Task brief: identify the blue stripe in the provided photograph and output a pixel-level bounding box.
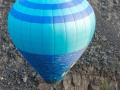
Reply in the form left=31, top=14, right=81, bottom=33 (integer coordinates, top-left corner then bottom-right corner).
left=19, top=48, right=85, bottom=84
left=26, top=0, right=72, bottom=4
left=10, top=5, right=93, bottom=23
left=18, top=0, right=84, bottom=10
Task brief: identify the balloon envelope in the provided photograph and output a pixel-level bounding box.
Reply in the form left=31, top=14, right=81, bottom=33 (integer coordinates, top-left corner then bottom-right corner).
left=8, top=0, right=96, bottom=84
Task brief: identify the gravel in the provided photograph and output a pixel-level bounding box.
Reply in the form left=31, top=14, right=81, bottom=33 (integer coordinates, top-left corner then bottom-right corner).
left=0, top=0, right=120, bottom=90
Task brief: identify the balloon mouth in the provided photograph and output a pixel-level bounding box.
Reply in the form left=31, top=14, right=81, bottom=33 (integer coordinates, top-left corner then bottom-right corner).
left=44, top=80, right=62, bottom=84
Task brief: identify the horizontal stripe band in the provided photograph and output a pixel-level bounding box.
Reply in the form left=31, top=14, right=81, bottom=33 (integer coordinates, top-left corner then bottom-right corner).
left=19, top=48, right=85, bottom=56
left=14, top=0, right=89, bottom=16
left=26, top=0, right=72, bottom=4
left=18, top=0, right=84, bottom=10
left=10, top=5, right=93, bottom=23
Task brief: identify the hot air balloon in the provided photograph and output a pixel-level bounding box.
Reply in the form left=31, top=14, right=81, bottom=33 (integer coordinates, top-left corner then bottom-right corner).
left=8, top=0, right=96, bottom=84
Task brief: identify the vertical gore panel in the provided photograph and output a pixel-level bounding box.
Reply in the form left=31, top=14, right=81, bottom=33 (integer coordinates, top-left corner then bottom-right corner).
left=80, top=0, right=89, bottom=9
left=53, top=6, right=66, bottom=54
left=89, top=12, right=96, bottom=43
left=83, top=15, right=91, bottom=46
left=54, top=23, right=66, bottom=54
left=75, top=0, right=89, bottom=11
left=65, top=21, right=76, bottom=53
left=21, top=21, right=33, bottom=52
left=31, top=23, right=43, bottom=54
left=42, top=1, right=54, bottom=54
left=13, top=18, right=23, bottom=49
left=75, top=19, right=86, bottom=51
left=42, top=24, right=54, bottom=54
left=81, top=0, right=94, bottom=46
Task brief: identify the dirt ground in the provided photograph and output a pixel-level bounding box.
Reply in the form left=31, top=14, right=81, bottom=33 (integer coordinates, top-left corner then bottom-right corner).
left=0, top=0, right=120, bottom=90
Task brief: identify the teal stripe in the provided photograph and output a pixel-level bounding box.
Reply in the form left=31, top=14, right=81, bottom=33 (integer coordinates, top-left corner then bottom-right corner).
left=13, top=20, right=24, bottom=51
left=20, top=21, right=33, bottom=52
left=13, top=0, right=89, bottom=16
left=8, top=9, right=95, bottom=55
left=9, top=16, right=24, bottom=50
left=30, top=23, right=43, bottom=54
left=27, top=0, right=72, bottom=4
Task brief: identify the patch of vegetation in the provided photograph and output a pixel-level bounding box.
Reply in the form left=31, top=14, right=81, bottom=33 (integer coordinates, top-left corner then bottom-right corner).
left=102, top=78, right=109, bottom=90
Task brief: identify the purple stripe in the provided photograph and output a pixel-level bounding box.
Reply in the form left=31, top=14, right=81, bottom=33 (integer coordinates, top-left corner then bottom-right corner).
left=18, top=0, right=84, bottom=10
left=10, top=5, right=93, bottom=23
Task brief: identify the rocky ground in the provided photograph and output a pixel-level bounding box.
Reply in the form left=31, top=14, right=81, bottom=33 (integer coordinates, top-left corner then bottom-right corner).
left=0, top=0, right=120, bottom=90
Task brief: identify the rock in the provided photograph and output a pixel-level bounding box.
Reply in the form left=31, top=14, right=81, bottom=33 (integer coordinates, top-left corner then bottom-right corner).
left=113, top=0, right=119, bottom=4
left=0, top=51, right=1, bottom=55
left=37, top=83, right=49, bottom=90
left=72, top=73, right=81, bottom=86
left=23, top=75, right=28, bottom=83
left=102, top=36, right=107, bottom=41
left=93, top=77, right=102, bottom=86
left=0, top=77, right=4, bottom=80
left=63, top=75, right=72, bottom=90
left=91, top=85, right=100, bottom=90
